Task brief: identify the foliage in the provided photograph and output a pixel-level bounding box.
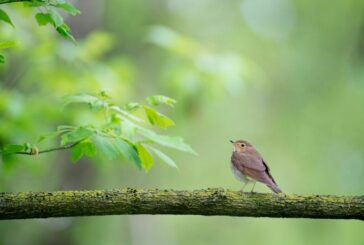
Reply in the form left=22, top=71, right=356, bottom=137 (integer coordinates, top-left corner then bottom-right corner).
left=0, top=0, right=80, bottom=63
left=0, top=93, right=194, bottom=171
left=2, top=0, right=364, bottom=244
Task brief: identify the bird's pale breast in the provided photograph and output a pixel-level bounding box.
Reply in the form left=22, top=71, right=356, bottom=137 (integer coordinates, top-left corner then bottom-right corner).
left=231, top=163, right=250, bottom=183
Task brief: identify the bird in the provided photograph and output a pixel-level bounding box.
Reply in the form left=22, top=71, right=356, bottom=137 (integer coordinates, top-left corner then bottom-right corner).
left=230, top=139, right=282, bottom=193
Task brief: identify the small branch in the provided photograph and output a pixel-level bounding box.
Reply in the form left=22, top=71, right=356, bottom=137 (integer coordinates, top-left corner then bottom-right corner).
left=0, top=0, right=31, bottom=4
left=14, top=142, right=79, bottom=155
left=1, top=188, right=364, bottom=220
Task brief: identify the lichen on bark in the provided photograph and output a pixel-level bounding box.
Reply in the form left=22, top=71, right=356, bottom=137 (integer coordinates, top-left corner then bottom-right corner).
left=1, top=188, right=363, bottom=220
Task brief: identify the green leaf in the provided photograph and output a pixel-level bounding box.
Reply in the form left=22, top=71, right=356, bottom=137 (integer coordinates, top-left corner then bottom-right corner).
left=114, top=138, right=141, bottom=168
left=63, top=94, right=107, bottom=109
left=71, top=141, right=96, bottom=162
left=24, top=1, right=46, bottom=7
left=0, top=9, right=14, bottom=27
left=136, top=144, right=154, bottom=171
left=56, top=23, right=75, bottom=42
left=146, top=95, right=176, bottom=107
left=61, top=127, right=94, bottom=146
left=1, top=144, right=25, bottom=155
left=124, top=102, right=140, bottom=112
left=35, top=13, right=53, bottom=26
left=111, top=105, right=144, bottom=123
left=0, top=41, right=16, bottom=50
left=137, top=128, right=196, bottom=154
left=144, top=106, right=175, bottom=128
left=0, top=41, right=15, bottom=64
left=150, top=147, right=177, bottom=168
left=49, top=9, right=63, bottom=27
left=55, top=3, right=81, bottom=15
left=94, top=136, right=119, bottom=160
left=93, top=136, right=140, bottom=166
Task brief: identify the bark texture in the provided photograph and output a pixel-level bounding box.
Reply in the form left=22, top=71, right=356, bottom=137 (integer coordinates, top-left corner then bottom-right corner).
left=1, top=188, right=363, bottom=220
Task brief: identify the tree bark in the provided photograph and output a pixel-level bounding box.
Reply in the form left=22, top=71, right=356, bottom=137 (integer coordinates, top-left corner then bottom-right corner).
left=1, top=188, right=363, bottom=220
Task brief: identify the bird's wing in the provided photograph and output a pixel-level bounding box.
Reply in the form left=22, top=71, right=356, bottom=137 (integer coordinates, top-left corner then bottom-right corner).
left=243, top=167, right=281, bottom=193
left=243, top=167, right=272, bottom=184
left=232, top=151, right=266, bottom=171
left=232, top=152, right=278, bottom=184
left=262, top=160, right=277, bottom=185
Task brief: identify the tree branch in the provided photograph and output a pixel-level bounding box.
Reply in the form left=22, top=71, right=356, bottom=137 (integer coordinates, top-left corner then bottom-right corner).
left=0, top=0, right=31, bottom=4
left=13, top=142, right=79, bottom=155
left=1, top=188, right=363, bottom=220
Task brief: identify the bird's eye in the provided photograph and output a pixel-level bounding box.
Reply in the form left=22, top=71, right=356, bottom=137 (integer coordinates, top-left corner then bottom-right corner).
left=240, top=143, right=246, bottom=147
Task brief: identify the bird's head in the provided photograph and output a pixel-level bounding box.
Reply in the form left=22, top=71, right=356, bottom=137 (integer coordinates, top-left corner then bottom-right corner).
left=230, top=139, right=252, bottom=153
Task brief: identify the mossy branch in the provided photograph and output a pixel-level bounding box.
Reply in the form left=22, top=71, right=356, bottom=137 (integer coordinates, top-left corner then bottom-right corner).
left=1, top=188, right=363, bottom=220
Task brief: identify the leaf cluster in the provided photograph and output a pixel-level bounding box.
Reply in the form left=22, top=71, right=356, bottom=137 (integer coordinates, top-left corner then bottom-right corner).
left=1, top=93, right=195, bottom=172
left=0, top=0, right=80, bottom=63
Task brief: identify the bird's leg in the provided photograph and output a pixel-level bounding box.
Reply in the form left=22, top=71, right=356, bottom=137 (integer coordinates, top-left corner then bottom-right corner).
left=239, top=181, right=249, bottom=193
left=250, top=182, right=256, bottom=193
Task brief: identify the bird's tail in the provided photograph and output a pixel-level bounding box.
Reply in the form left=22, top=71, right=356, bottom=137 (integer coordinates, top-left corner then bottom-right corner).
left=267, top=184, right=282, bottom=193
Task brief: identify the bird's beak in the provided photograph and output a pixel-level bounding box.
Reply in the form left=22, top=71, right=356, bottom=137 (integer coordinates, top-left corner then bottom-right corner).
left=229, top=140, right=234, bottom=143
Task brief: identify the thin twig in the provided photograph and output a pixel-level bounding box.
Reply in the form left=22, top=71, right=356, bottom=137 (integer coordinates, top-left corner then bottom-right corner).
left=14, top=142, right=80, bottom=155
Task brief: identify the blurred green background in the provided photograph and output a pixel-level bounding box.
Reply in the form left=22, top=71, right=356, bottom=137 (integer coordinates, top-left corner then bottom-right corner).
left=1, top=0, right=364, bottom=244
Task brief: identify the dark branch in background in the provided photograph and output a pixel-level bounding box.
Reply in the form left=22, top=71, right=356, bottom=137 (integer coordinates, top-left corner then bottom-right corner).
left=0, top=0, right=31, bottom=4
left=1, top=188, right=363, bottom=220
left=14, top=142, right=79, bottom=155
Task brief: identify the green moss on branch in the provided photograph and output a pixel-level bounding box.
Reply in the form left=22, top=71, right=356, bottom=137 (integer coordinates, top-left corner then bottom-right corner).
left=1, top=188, right=363, bottom=220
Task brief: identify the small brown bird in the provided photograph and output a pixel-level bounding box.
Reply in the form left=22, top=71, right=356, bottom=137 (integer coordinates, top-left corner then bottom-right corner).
left=230, top=140, right=282, bottom=193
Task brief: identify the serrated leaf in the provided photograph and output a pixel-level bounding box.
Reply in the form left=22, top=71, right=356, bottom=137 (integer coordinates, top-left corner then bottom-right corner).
left=35, top=13, right=53, bottom=26
left=137, top=128, right=196, bottom=154
left=144, top=106, right=175, bottom=128
left=114, top=138, right=141, bottom=168
left=61, top=127, right=94, bottom=146
left=146, top=95, right=176, bottom=107
left=136, top=144, right=154, bottom=171
left=150, top=147, right=177, bottom=168
left=1, top=144, right=25, bottom=155
left=0, top=41, right=16, bottom=50
left=55, top=2, right=81, bottom=15
left=71, top=141, right=96, bottom=163
left=0, top=9, right=14, bottom=27
left=63, top=94, right=107, bottom=109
